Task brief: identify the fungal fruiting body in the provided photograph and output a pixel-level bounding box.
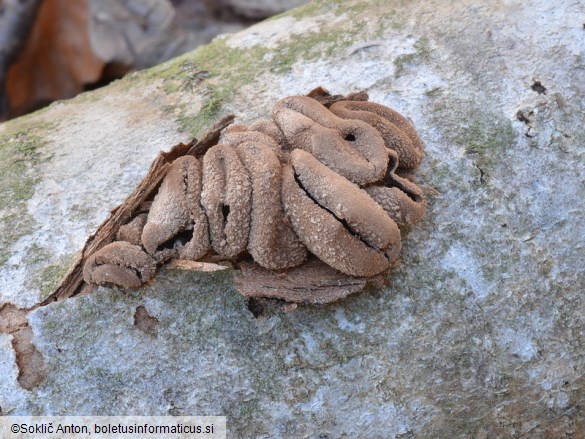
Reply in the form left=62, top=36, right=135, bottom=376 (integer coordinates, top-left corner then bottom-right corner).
left=83, top=88, right=427, bottom=302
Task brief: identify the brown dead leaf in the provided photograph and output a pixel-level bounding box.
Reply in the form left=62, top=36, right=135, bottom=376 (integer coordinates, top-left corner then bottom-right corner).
left=6, top=0, right=104, bottom=117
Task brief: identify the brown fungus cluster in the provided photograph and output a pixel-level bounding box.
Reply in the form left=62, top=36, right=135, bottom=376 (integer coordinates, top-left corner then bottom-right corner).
left=81, top=88, right=427, bottom=304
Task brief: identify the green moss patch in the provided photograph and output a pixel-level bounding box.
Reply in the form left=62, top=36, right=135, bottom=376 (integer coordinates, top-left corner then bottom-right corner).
left=454, top=115, right=515, bottom=168
left=35, top=261, right=73, bottom=299
left=428, top=92, right=517, bottom=172
left=0, top=122, right=54, bottom=266
left=375, top=10, right=402, bottom=36
left=394, top=37, right=431, bottom=78
left=288, top=1, right=326, bottom=19
left=289, top=0, right=388, bottom=19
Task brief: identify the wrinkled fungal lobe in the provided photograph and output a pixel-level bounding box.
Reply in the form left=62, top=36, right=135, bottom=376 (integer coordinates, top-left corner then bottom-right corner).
left=83, top=90, right=427, bottom=291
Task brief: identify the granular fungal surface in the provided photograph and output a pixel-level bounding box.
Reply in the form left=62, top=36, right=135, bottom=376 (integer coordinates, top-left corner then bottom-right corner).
left=78, top=87, right=428, bottom=304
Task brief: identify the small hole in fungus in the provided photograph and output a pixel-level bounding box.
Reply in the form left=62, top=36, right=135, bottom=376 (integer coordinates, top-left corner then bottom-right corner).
left=222, top=204, right=230, bottom=222
left=156, top=229, right=194, bottom=251
left=344, top=134, right=356, bottom=141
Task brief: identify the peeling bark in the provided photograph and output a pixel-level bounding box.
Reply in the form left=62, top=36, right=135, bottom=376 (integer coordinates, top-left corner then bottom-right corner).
left=0, top=303, right=47, bottom=390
